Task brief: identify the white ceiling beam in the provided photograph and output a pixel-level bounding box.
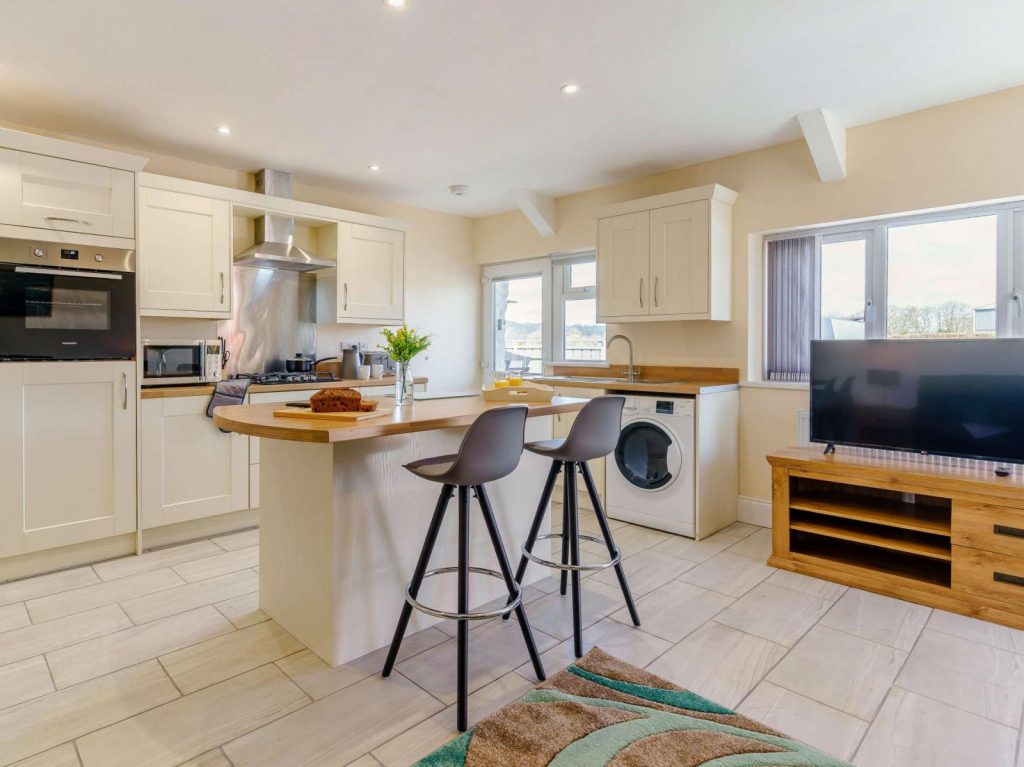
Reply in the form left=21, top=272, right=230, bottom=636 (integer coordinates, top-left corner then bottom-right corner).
left=797, top=108, right=847, bottom=182
left=514, top=190, right=557, bottom=238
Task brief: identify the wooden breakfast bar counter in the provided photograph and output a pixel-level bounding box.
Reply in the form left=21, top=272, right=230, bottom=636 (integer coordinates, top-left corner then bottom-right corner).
left=214, top=395, right=587, bottom=666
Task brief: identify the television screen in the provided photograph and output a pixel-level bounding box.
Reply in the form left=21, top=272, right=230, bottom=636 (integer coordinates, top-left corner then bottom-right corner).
left=810, top=339, right=1024, bottom=463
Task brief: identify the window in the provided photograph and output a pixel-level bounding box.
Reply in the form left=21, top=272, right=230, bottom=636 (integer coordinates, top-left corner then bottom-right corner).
left=764, top=203, right=1024, bottom=380
left=553, top=254, right=605, bottom=363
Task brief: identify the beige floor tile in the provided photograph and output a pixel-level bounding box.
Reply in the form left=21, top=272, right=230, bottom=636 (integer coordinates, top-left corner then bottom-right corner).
left=605, top=524, right=672, bottom=556
left=517, top=616, right=672, bottom=682
left=171, top=547, right=260, bottom=584
left=725, top=527, right=773, bottom=561
left=819, top=589, right=931, bottom=652
left=433, top=585, right=546, bottom=638
left=764, top=569, right=848, bottom=602
left=679, top=551, right=775, bottom=597
left=91, top=540, right=222, bottom=582
left=610, top=580, right=733, bottom=642
left=0, top=657, right=54, bottom=711
left=645, top=621, right=787, bottom=708
left=121, top=569, right=258, bottom=624
left=650, top=527, right=752, bottom=563
left=590, top=549, right=694, bottom=596
left=47, top=606, right=233, bottom=689
left=521, top=579, right=624, bottom=641
left=213, top=591, right=268, bottom=629
left=160, top=621, right=304, bottom=694
left=0, top=568, right=99, bottom=608
left=212, top=528, right=259, bottom=552
left=76, top=665, right=308, bottom=767
left=10, top=743, right=80, bottom=767
left=26, top=568, right=184, bottom=623
left=373, top=672, right=532, bottom=766
left=927, top=609, right=1024, bottom=653
left=716, top=582, right=832, bottom=647
left=0, top=661, right=178, bottom=767
left=397, top=618, right=557, bottom=705
left=767, top=625, right=906, bottom=720
left=738, top=682, right=868, bottom=761
left=0, top=605, right=131, bottom=667
left=896, top=628, right=1024, bottom=727
left=276, top=627, right=448, bottom=700
left=179, top=749, right=231, bottom=767
left=0, top=603, right=30, bottom=633
left=347, top=756, right=383, bottom=767
left=854, top=687, right=1017, bottom=767
left=223, top=672, right=441, bottom=767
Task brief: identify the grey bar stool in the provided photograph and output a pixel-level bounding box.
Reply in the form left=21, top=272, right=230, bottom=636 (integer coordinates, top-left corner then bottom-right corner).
left=506, top=395, right=641, bottom=658
left=381, top=404, right=546, bottom=732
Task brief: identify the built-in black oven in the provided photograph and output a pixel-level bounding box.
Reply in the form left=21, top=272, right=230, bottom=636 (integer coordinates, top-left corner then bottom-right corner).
left=0, top=238, right=136, bottom=361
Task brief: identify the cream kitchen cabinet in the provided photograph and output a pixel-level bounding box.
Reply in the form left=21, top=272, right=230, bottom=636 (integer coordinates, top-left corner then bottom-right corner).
left=596, top=184, right=736, bottom=322
left=138, top=187, right=232, bottom=318
left=317, top=222, right=405, bottom=324
left=0, top=149, right=135, bottom=239
left=0, top=361, right=136, bottom=557
left=552, top=386, right=606, bottom=513
left=140, top=395, right=249, bottom=529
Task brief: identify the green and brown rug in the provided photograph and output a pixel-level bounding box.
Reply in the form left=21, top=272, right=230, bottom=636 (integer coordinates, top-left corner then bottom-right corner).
left=415, top=648, right=853, bottom=766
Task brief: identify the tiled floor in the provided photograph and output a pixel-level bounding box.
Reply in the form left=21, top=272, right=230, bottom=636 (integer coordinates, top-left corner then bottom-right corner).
left=2, top=517, right=1023, bottom=766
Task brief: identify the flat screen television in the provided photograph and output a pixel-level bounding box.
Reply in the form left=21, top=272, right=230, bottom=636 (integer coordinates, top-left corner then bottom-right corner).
left=810, top=339, right=1024, bottom=463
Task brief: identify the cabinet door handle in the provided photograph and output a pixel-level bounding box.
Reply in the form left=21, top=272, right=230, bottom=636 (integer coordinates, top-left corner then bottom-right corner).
left=343, top=282, right=349, bottom=312
left=122, top=371, right=128, bottom=410
left=994, top=524, right=1024, bottom=539
left=44, top=216, right=90, bottom=225
left=994, top=571, right=1024, bottom=588
left=654, top=276, right=659, bottom=308
left=639, top=278, right=644, bottom=309
left=219, top=273, right=225, bottom=305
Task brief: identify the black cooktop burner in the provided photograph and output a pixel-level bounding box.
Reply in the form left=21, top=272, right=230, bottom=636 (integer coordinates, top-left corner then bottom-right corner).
left=234, top=372, right=335, bottom=385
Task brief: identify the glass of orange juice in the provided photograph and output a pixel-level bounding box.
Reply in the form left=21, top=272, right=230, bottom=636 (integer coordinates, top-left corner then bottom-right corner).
left=493, top=371, right=508, bottom=388
left=507, top=374, right=523, bottom=386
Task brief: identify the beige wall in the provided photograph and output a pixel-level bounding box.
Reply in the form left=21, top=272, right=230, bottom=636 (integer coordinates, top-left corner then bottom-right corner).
left=0, top=119, right=479, bottom=392
left=474, top=85, right=1024, bottom=501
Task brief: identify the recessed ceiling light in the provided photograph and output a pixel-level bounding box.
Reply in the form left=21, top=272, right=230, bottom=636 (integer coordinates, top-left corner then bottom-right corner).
left=560, top=83, right=580, bottom=95
left=368, top=164, right=381, bottom=172
left=383, top=0, right=406, bottom=7
left=217, top=125, right=231, bottom=135
left=449, top=184, right=469, bottom=196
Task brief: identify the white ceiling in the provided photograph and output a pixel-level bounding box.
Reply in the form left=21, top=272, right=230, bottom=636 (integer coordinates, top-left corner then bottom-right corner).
left=1, top=0, right=1023, bottom=216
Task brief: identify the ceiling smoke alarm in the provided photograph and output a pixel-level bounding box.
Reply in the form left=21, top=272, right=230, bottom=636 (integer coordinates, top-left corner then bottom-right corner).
left=449, top=184, right=470, bottom=196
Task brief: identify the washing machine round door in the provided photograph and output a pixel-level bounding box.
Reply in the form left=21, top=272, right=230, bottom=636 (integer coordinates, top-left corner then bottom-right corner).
left=614, top=419, right=683, bottom=491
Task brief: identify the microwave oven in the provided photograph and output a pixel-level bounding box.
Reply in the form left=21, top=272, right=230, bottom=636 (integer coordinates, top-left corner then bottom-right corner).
left=142, top=339, right=225, bottom=386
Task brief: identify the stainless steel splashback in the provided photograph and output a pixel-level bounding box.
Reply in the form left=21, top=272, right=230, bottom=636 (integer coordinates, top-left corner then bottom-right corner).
left=217, top=266, right=316, bottom=375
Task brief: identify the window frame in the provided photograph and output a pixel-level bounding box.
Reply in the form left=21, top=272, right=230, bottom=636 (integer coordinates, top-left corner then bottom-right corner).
left=551, top=251, right=605, bottom=364
left=481, top=258, right=551, bottom=376
left=763, top=200, right=1024, bottom=379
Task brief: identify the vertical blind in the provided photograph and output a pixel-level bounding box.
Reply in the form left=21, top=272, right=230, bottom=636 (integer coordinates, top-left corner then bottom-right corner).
left=766, top=236, right=815, bottom=381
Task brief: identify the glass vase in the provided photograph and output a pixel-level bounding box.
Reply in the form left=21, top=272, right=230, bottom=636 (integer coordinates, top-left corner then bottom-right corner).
left=395, top=361, right=413, bottom=406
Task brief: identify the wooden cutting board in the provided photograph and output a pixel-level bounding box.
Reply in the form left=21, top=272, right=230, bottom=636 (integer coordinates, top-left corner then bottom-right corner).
left=273, top=405, right=391, bottom=421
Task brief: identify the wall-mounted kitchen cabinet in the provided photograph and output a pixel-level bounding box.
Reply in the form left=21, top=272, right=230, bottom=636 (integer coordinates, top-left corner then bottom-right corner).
left=0, top=148, right=136, bottom=239
left=596, top=184, right=737, bottom=322
left=317, top=222, right=405, bottom=324
left=138, top=187, right=232, bottom=318
left=0, top=361, right=136, bottom=558
left=140, top=395, right=249, bottom=529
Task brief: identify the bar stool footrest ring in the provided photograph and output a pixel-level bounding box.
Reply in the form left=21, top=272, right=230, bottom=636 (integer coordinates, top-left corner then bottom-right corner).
left=405, top=566, right=522, bottom=621
left=523, top=533, right=621, bottom=572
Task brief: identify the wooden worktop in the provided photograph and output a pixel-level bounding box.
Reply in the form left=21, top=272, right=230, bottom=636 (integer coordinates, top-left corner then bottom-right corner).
left=213, top=395, right=588, bottom=444
left=528, top=364, right=739, bottom=395
left=140, top=376, right=427, bottom=399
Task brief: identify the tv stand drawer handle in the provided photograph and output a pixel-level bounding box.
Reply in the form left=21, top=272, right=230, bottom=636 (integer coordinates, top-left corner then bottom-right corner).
left=994, top=571, right=1024, bottom=588
left=993, top=524, right=1024, bottom=540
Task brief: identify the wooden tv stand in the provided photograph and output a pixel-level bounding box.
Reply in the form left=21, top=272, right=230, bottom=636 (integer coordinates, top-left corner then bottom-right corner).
left=768, top=447, right=1024, bottom=630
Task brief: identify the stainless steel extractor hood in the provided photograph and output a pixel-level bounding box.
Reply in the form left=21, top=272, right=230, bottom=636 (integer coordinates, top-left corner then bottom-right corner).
left=234, top=169, right=334, bottom=272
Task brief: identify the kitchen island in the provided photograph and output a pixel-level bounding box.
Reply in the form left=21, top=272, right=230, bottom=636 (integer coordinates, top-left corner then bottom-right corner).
left=214, top=395, right=587, bottom=666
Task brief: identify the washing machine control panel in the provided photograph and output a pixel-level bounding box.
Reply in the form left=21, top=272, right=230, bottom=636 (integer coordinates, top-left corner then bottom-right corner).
left=655, top=400, right=675, bottom=415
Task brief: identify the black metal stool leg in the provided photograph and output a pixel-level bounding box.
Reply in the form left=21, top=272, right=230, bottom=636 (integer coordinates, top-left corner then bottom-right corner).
left=456, top=485, right=470, bottom=732
left=566, top=464, right=584, bottom=658
left=504, top=461, right=561, bottom=621
left=579, top=461, right=640, bottom=626
left=383, top=484, right=454, bottom=677
left=560, top=472, right=571, bottom=596
left=475, top=485, right=547, bottom=682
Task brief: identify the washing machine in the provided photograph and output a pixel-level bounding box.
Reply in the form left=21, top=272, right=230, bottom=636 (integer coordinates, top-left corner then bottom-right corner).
left=606, top=394, right=696, bottom=537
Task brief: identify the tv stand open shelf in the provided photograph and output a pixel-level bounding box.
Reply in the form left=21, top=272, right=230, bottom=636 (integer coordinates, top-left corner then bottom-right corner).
left=769, top=447, right=1024, bottom=630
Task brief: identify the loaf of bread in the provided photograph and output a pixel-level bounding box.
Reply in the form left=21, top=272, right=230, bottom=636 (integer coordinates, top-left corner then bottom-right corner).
left=309, top=388, right=362, bottom=413
left=359, top=399, right=379, bottom=412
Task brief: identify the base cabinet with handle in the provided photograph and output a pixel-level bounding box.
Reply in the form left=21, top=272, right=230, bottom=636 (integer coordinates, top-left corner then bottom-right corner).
left=138, top=187, right=231, bottom=317
left=0, top=361, right=136, bottom=557
left=140, top=395, right=249, bottom=529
